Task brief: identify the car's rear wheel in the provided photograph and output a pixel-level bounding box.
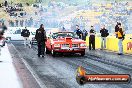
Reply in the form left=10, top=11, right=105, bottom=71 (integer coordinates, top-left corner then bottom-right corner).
left=81, top=50, right=85, bottom=56
left=51, top=49, right=56, bottom=57
left=45, top=47, right=51, bottom=54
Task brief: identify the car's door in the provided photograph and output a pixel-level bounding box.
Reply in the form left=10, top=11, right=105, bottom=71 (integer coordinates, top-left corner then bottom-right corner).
left=46, top=37, right=52, bottom=50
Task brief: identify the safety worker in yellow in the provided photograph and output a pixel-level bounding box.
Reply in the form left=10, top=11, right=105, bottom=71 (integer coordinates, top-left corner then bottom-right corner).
left=117, top=23, right=125, bottom=55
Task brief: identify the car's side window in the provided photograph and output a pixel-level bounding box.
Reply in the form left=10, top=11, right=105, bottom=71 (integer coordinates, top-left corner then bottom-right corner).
left=52, top=33, right=58, bottom=39
left=73, top=33, right=79, bottom=39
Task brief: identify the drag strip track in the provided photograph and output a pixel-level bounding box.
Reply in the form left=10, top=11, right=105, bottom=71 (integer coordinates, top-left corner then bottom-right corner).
left=31, top=43, right=132, bottom=88
left=86, top=55, right=132, bottom=71
left=11, top=41, right=132, bottom=88
left=55, top=56, right=132, bottom=88
left=32, top=44, right=132, bottom=74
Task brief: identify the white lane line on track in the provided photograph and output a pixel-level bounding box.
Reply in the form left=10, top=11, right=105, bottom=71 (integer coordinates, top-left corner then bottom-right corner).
left=10, top=43, right=47, bottom=88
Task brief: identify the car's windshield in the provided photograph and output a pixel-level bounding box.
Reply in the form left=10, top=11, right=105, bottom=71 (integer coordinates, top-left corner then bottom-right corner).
left=52, top=32, right=78, bottom=39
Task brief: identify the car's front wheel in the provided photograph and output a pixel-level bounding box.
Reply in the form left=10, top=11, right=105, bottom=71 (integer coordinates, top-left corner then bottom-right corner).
left=51, top=49, right=56, bottom=57
left=81, top=50, right=85, bottom=56
left=45, top=47, right=51, bottom=54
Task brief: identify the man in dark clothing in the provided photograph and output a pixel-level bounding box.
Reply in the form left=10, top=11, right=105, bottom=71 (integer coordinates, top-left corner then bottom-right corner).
left=4, top=0, right=8, bottom=7
left=21, top=27, right=31, bottom=48
left=100, top=25, right=109, bottom=50
left=82, top=29, right=88, bottom=41
left=75, top=25, right=82, bottom=39
left=115, top=22, right=120, bottom=38
left=35, top=24, right=47, bottom=57
left=0, top=22, right=7, bottom=47
left=89, top=26, right=95, bottom=50
left=0, top=22, right=7, bottom=35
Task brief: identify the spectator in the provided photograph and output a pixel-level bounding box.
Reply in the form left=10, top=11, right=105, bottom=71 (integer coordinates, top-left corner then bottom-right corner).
left=82, top=29, right=88, bottom=41
left=11, top=21, right=14, bottom=27
left=89, top=26, right=96, bottom=50
left=30, top=17, right=33, bottom=27
left=117, top=23, right=125, bottom=55
left=21, top=27, right=31, bottom=48
left=0, top=21, right=7, bottom=35
left=100, top=25, right=109, bottom=50
left=4, top=0, right=8, bottom=7
left=15, top=19, right=19, bottom=27
left=26, top=3, right=29, bottom=6
left=115, top=22, right=120, bottom=38
left=20, top=20, right=24, bottom=27
left=0, top=22, right=3, bottom=41
left=0, top=21, right=4, bottom=35
left=75, top=25, right=82, bottom=39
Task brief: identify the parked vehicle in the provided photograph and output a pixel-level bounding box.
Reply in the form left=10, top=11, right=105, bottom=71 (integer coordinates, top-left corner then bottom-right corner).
left=5, top=27, right=37, bottom=41
left=5, top=27, right=24, bottom=40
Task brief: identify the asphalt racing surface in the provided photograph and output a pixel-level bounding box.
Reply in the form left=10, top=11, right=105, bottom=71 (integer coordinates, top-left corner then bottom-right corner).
left=8, top=41, right=132, bottom=88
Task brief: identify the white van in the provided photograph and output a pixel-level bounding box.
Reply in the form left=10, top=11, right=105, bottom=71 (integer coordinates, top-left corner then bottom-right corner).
left=5, top=27, right=37, bottom=41
left=5, top=27, right=24, bottom=40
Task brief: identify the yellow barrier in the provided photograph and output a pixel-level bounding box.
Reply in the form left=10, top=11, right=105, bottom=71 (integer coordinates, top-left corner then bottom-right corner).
left=86, top=36, right=132, bottom=54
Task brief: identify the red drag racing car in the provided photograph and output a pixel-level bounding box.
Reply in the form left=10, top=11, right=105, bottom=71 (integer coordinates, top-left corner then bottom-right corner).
left=45, top=32, right=87, bottom=56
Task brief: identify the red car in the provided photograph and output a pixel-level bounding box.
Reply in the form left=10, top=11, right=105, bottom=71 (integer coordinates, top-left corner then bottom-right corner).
left=45, top=32, right=87, bottom=56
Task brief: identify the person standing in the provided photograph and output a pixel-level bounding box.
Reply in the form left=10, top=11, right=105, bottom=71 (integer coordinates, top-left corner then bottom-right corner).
left=0, top=22, right=7, bottom=36
left=117, top=23, right=125, bottom=55
left=100, top=25, right=109, bottom=50
left=35, top=24, right=47, bottom=57
left=0, top=21, right=7, bottom=37
left=75, top=25, right=82, bottom=39
left=4, top=0, right=8, bottom=7
left=20, top=20, right=24, bottom=27
left=15, top=19, right=19, bottom=27
left=115, top=22, right=120, bottom=38
left=21, top=27, right=31, bottom=48
left=30, top=17, right=33, bottom=27
left=82, top=29, right=88, bottom=41
left=89, top=26, right=96, bottom=50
